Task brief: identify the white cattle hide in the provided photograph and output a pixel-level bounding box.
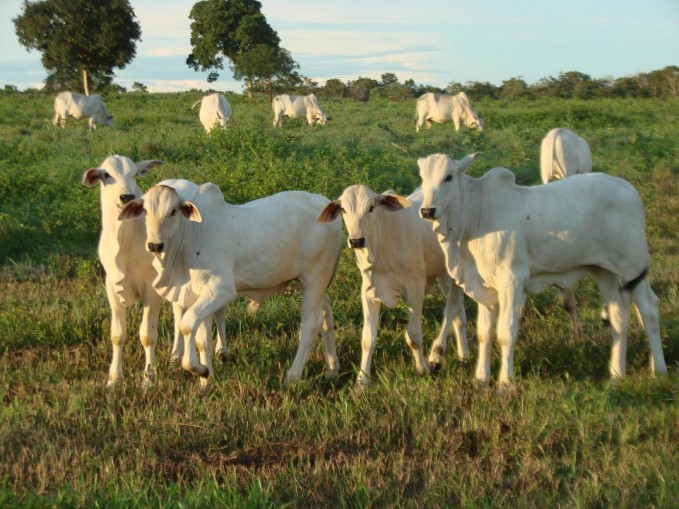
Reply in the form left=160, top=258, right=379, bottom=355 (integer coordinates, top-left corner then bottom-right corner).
left=540, top=128, right=592, bottom=184
left=415, top=92, right=483, bottom=133
left=318, top=185, right=469, bottom=385
left=119, top=185, right=343, bottom=386
left=418, top=152, right=667, bottom=389
left=54, top=92, right=113, bottom=130
left=191, top=93, right=233, bottom=132
left=272, top=93, right=327, bottom=127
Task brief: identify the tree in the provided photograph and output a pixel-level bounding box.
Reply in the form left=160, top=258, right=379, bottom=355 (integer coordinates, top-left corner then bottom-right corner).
left=14, top=0, right=141, bottom=95
left=324, top=78, right=347, bottom=98
left=348, top=77, right=378, bottom=101
left=187, top=0, right=296, bottom=97
left=235, top=44, right=300, bottom=101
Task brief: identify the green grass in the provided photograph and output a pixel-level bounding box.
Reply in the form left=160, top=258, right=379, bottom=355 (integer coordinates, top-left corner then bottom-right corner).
left=0, top=91, right=678, bottom=507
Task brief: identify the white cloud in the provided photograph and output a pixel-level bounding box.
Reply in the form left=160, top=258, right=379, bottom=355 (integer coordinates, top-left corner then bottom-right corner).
left=144, top=47, right=191, bottom=58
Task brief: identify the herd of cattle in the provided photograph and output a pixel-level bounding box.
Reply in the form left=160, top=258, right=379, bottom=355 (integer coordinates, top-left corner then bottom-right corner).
left=68, top=88, right=667, bottom=391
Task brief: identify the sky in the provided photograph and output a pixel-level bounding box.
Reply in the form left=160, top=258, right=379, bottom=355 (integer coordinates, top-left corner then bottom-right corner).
left=1, top=0, right=678, bottom=93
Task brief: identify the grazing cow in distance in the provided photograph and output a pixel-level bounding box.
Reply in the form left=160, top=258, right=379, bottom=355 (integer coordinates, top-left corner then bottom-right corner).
left=191, top=93, right=233, bottom=132
left=318, top=185, right=469, bottom=385
left=119, top=184, right=343, bottom=386
left=540, top=128, right=592, bottom=184
left=418, top=152, right=667, bottom=390
left=54, top=92, right=113, bottom=130
left=415, top=92, right=483, bottom=133
left=272, top=93, right=327, bottom=127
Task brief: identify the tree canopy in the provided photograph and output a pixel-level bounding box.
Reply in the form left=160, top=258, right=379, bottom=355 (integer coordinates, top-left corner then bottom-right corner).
left=13, top=0, right=141, bottom=94
left=187, top=0, right=299, bottom=97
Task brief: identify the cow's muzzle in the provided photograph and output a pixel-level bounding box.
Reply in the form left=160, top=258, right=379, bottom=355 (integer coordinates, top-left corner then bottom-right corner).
left=148, top=242, right=164, bottom=253
left=420, top=208, right=437, bottom=220
left=349, top=237, right=365, bottom=249
left=120, top=194, right=136, bottom=204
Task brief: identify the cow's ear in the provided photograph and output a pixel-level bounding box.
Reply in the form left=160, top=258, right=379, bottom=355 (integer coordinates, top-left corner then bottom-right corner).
left=118, top=199, right=145, bottom=220
left=317, top=200, right=342, bottom=222
left=376, top=194, right=411, bottom=211
left=135, top=159, right=164, bottom=177
left=81, top=168, right=108, bottom=187
left=457, top=152, right=481, bottom=174
left=180, top=201, right=202, bottom=222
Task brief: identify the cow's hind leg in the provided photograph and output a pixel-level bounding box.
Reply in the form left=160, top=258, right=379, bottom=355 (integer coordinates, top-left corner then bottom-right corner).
left=594, top=271, right=631, bottom=380
left=286, top=283, right=326, bottom=382
left=320, top=294, right=339, bottom=377
left=631, top=280, right=667, bottom=375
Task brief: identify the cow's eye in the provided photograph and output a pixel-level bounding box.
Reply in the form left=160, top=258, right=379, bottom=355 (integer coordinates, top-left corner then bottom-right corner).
left=368, top=205, right=375, bottom=213
left=444, top=175, right=453, bottom=182
left=103, top=172, right=111, bottom=180
left=170, top=209, right=177, bottom=217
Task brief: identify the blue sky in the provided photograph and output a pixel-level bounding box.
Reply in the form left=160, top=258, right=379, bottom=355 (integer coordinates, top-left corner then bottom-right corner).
left=1, top=0, right=677, bottom=93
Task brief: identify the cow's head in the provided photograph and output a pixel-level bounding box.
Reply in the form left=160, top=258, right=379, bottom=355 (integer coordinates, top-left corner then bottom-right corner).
left=316, top=112, right=328, bottom=125
left=418, top=152, right=480, bottom=222
left=82, top=155, right=163, bottom=209
left=317, top=184, right=411, bottom=250
left=118, top=185, right=202, bottom=256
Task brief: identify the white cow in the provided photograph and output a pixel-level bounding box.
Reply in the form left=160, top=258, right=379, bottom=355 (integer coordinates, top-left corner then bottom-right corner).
left=54, top=92, right=114, bottom=130
left=272, top=93, right=327, bottom=127
left=119, top=184, right=343, bottom=385
left=318, top=185, right=469, bottom=385
left=415, top=92, right=483, bottom=133
left=191, top=93, right=233, bottom=132
left=540, top=128, right=592, bottom=184
left=418, top=152, right=667, bottom=390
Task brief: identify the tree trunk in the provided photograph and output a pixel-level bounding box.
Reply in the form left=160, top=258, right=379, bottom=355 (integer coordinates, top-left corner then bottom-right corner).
left=82, top=69, right=89, bottom=96
left=247, top=76, right=252, bottom=98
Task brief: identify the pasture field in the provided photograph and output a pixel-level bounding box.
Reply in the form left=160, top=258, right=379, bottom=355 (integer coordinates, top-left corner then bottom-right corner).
left=1, top=91, right=678, bottom=507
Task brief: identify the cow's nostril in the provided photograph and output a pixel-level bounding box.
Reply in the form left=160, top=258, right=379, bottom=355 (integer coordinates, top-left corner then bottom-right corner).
left=349, top=238, right=365, bottom=249
left=120, top=194, right=135, bottom=204
left=148, top=242, right=164, bottom=253
left=420, top=207, right=436, bottom=220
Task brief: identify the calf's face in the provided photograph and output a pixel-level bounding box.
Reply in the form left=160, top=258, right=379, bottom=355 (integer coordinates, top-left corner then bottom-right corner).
left=418, top=152, right=480, bottom=221
left=317, top=184, right=410, bottom=249
left=81, top=155, right=162, bottom=208
left=118, top=185, right=201, bottom=256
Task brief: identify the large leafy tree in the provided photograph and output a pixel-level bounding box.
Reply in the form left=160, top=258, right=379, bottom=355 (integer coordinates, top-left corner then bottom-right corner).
left=14, top=0, right=141, bottom=94
left=187, top=0, right=298, bottom=97
left=236, top=44, right=300, bottom=101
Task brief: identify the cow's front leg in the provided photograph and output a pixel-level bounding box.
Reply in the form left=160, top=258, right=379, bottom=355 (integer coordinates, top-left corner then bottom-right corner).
left=496, top=283, right=526, bottom=392
left=404, top=289, right=430, bottom=377
left=139, top=293, right=162, bottom=388
left=181, top=284, right=234, bottom=384
left=429, top=276, right=469, bottom=367
left=357, top=292, right=381, bottom=386
left=475, top=303, right=497, bottom=385
left=105, top=280, right=127, bottom=388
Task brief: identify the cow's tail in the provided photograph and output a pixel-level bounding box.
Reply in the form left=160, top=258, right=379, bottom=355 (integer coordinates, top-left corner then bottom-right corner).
left=191, top=99, right=201, bottom=110
left=622, top=267, right=648, bottom=292
left=540, top=133, right=556, bottom=184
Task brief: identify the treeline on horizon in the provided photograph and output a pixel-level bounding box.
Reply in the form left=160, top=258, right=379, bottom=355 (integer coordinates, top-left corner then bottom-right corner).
left=3, top=65, right=677, bottom=101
